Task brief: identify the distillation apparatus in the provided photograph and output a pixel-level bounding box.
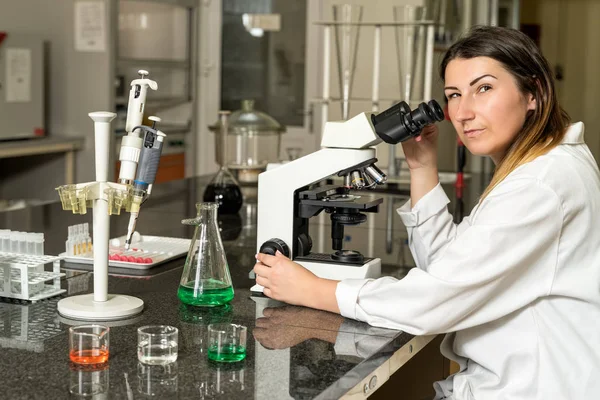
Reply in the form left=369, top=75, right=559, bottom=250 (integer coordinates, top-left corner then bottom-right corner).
left=55, top=70, right=166, bottom=320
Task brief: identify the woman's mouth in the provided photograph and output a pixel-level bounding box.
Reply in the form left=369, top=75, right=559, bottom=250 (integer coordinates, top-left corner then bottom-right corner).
left=464, top=128, right=485, bottom=138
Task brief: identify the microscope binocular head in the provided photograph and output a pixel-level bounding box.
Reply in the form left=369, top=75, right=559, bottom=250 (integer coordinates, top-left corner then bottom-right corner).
left=371, top=99, right=444, bottom=144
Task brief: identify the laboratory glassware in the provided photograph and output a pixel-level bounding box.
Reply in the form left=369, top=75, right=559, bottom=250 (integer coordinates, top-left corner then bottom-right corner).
left=332, top=4, right=363, bottom=120
left=69, top=363, right=109, bottom=397
left=69, top=324, right=110, bottom=365
left=204, top=111, right=243, bottom=214
left=178, top=203, right=234, bottom=307
left=209, top=99, right=286, bottom=184
left=137, top=325, right=179, bottom=365
left=394, top=5, right=428, bottom=106
left=137, top=361, right=179, bottom=397
left=207, top=323, right=247, bottom=362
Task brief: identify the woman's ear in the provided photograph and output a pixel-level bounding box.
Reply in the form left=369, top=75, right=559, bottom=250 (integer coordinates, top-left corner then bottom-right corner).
left=527, top=93, right=536, bottom=111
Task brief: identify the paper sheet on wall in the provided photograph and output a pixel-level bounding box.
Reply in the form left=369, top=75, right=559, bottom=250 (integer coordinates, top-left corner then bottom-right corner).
left=74, top=1, right=106, bottom=52
left=5, top=48, right=32, bottom=103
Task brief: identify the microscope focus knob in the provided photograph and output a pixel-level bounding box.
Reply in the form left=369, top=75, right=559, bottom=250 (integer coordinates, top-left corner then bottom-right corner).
left=259, top=239, right=290, bottom=258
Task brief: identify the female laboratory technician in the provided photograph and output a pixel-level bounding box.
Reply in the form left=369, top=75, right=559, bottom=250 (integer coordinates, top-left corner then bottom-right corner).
left=254, top=25, right=600, bottom=399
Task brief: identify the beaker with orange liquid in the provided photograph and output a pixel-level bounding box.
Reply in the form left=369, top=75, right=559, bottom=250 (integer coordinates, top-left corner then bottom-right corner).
left=69, top=325, right=110, bottom=365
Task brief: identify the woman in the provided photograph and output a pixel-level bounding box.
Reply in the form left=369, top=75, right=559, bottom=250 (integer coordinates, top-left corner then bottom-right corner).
left=254, top=26, right=600, bottom=399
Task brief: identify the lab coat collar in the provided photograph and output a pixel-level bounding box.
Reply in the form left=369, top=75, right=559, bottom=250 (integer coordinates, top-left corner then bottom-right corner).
left=562, top=122, right=584, bottom=144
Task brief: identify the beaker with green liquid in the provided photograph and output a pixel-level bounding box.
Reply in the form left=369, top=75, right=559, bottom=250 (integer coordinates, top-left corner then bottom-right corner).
left=178, top=202, right=234, bottom=307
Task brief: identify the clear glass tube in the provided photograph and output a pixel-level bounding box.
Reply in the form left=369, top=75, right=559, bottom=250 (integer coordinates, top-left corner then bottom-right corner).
left=35, top=233, right=44, bottom=255
left=10, top=232, right=19, bottom=253
left=26, top=233, right=35, bottom=255
left=394, top=5, right=428, bottom=106
left=332, top=4, right=363, bottom=120
left=0, top=229, right=9, bottom=252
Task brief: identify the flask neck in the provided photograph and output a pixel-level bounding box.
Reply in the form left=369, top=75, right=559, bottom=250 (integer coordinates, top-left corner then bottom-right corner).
left=195, top=203, right=220, bottom=225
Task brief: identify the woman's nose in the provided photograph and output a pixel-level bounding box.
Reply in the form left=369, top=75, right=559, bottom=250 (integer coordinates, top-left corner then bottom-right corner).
left=455, top=98, right=475, bottom=122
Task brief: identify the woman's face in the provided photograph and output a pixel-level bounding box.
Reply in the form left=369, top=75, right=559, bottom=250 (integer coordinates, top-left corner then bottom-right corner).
left=444, top=57, right=536, bottom=164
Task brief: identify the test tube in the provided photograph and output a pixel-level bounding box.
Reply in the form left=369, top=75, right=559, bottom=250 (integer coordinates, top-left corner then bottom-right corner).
left=35, top=233, right=44, bottom=255
left=83, top=223, right=92, bottom=253
left=0, top=229, right=9, bottom=252
left=10, top=232, right=19, bottom=253
left=77, top=224, right=84, bottom=255
left=27, top=233, right=36, bottom=255
left=18, top=232, right=28, bottom=254
left=66, top=226, right=74, bottom=256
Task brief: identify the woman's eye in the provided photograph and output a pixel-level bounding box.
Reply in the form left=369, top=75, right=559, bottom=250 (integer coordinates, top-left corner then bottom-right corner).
left=447, top=92, right=459, bottom=99
left=478, top=84, right=492, bottom=93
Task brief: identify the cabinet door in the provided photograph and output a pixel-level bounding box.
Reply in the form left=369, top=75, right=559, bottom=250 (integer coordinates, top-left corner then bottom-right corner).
left=198, top=0, right=321, bottom=175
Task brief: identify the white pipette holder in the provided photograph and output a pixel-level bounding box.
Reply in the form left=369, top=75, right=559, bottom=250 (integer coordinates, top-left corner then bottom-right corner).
left=55, top=112, right=144, bottom=320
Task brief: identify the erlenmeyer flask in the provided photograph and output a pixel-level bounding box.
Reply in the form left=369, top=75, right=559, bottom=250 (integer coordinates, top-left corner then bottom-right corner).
left=203, top=168, right=243, bottom=215
left=178, top=203, right=234, bottom=307
left=203, top=111, right=243, bottom=214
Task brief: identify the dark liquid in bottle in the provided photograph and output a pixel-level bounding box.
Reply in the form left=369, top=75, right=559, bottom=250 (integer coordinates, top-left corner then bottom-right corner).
left=203, top=183, right=243, bottom=214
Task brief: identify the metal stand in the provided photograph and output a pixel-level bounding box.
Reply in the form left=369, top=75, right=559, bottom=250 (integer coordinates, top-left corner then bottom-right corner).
left=57, top=112, right=144, bottom=321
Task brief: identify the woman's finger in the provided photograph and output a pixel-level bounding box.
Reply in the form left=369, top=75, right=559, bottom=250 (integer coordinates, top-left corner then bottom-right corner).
left=254, top=263, right=272, bottom=279
left=255, top=318, right=271, bottom=329
left=256, top=274, right=269, bottom=287
left=256, top=252, right=279, bottom=266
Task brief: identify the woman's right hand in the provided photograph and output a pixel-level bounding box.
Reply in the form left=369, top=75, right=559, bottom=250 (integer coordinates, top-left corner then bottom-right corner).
left=400, top=124, right=439, bottom=171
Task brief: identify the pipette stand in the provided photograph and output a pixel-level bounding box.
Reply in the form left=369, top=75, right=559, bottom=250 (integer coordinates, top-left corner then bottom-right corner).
left=56, top=112, right=144, bottom=320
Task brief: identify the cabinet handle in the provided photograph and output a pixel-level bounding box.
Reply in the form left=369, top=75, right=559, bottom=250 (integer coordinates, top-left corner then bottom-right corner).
left=363, top=374, right=378, bottom=394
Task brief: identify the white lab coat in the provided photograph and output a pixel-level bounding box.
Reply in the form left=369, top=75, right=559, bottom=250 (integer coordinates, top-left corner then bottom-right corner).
left=336, top=122, right=600, bottom=399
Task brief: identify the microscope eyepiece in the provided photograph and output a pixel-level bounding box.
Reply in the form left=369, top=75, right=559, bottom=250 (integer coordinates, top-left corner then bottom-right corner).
left=371, top=99, right=444, bottom=144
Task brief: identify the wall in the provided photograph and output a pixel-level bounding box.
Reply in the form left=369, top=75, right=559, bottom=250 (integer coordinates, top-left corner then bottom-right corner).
left=521, top=0, right=600, bottom=163
left=0, top=0, right=115, bottom=200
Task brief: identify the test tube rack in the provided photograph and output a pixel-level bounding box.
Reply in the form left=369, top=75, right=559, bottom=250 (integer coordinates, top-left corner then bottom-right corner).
left=0, top=252, right=65, bottom=302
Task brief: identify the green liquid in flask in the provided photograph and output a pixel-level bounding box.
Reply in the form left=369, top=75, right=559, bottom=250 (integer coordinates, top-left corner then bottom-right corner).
left=178, top=279, right=234, bottom=307
left=208, top=344, right=246, bottom=362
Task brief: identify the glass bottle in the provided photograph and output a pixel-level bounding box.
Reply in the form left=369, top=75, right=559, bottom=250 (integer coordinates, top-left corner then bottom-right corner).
left=178, top=203, right=234, bottom=307
left=203, top=111, right=243, bottom=214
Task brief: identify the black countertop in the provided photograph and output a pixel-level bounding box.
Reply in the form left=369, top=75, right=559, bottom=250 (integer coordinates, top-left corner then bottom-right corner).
left=0, top=174, right=487, bottom=399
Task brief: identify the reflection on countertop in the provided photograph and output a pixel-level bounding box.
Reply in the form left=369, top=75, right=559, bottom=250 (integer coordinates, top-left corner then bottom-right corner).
left=0, top=173, right=490, bottom=399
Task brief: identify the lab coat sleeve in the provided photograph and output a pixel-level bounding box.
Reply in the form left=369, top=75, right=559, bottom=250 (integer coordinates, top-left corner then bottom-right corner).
left=396, top=183, right=459, bottom=270
left=336, top=176, right=562, bottom=335
left=333, top=319, right=399, bottom=358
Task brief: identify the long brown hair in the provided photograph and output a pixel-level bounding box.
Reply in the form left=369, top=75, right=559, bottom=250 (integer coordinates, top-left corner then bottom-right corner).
left=440, top=26, right=570, bottom=201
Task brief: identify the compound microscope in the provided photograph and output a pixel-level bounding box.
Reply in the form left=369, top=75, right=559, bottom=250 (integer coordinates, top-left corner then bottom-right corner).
left=251, top=100, right=444, bottom=293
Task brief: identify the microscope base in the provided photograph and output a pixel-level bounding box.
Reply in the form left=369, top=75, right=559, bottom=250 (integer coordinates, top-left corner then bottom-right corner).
left=57, top=294, right=144, bottom=321
left=251, top=257, right=381, bottom=294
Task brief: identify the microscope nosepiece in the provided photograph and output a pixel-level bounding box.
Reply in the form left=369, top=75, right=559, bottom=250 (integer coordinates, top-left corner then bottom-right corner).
left=365, top=164, right=387, bottom=184
left=350, top=170, right=365, bottom=189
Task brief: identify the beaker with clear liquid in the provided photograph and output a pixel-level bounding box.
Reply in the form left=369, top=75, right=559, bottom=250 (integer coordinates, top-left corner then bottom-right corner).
left=178, top=202, right=234, bottom=307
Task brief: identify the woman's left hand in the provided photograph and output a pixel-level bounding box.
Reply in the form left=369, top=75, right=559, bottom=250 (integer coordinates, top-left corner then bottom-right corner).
left=253, top=251, right=318, bottom=307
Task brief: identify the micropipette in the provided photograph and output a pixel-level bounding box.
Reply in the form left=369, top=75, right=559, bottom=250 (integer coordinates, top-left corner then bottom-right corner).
left=119, top=70, right=158, bottom=185
left=124, top=117, right=166, bottom=249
